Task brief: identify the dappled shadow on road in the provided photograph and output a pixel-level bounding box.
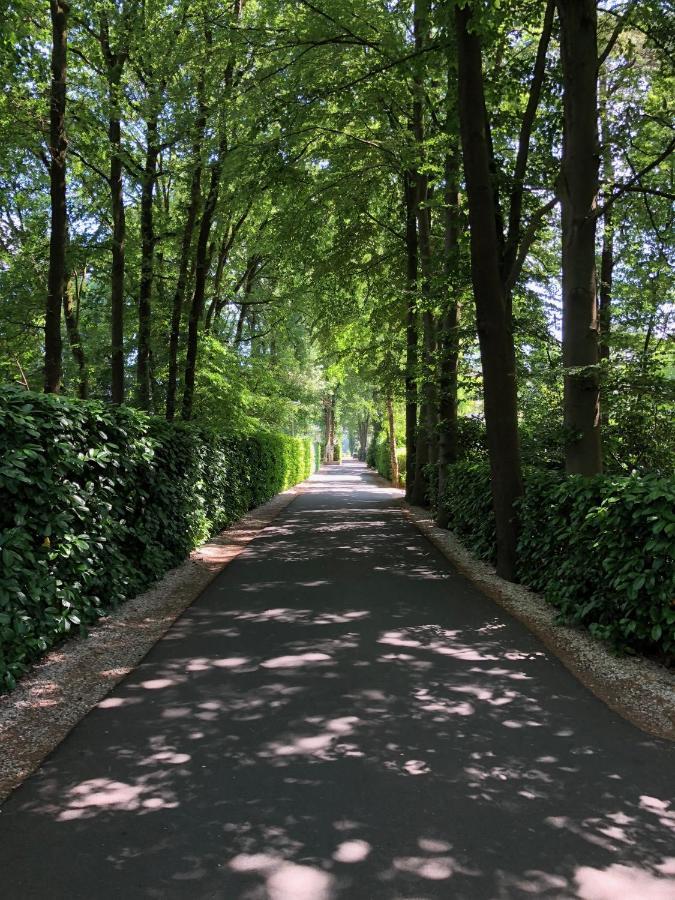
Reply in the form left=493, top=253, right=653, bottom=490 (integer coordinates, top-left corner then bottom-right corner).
left=3, top=463, right=675, bottom=899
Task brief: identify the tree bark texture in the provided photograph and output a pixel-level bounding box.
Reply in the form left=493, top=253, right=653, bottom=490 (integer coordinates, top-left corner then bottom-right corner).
left=436, top=148, right=461, bottom=526
left=137, top=106, right=160, bottom=411
left=386, top=396, right=399, bottom=486
left=181, top=133, right=227, bottom=420
left=403, top=171, right=419, bottom=500
left=557, top=0, right=603, bottom=475
left=456, top=4, right=524, bottom=580
left=100, top=10, right=130, bottom=405
left=166, top=70, right=206, bottom=420
left=45, top=0, right=69, bottom=394
left=63, top=272, right=88, bottom=399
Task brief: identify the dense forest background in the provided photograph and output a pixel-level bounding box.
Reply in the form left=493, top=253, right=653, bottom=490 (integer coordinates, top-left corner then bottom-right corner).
left=0, top=1, right=673, bottom=574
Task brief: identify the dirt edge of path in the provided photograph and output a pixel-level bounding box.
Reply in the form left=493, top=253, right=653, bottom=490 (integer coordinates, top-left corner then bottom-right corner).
left=403, top=501, right=675, bottom=743
left=0, top=485, right=304, bottom=804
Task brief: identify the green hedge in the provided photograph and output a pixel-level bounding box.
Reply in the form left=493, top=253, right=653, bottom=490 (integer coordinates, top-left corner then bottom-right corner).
left=0, top=388, right=312, bottom=690
left=437, top=462, right=675, bottom=657
left=368, top=432, right=406, bottom=485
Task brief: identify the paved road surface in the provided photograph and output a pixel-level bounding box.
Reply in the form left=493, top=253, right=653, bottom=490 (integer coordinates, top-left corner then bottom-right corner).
left=1, top=462, right=674, bottom=899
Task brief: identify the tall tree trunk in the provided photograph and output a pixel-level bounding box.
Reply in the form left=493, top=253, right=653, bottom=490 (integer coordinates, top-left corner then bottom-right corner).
left=408, top=0, right=433, bottom=506
left=456, top=4, right=523, bottom=580
left=557, top=0, right=603, bottom=475
left=598, top=76, right=614, bottom=365
left=323, top=394, right=335, bottom=463
left=403, top=170, right=419, bottom=499
left=233, top=255, right=260, bottom=344
left=100, top=11, right=129, bottom=405
left=137, top=106, right=160, bottom=411
left=181, top=133, right=226, bottom=420
left=436, top=147, right=461, bottom=526
left=166, top=71, right=206, bottom=420
left=204, top=232, right=229, bottom=334
left=386, top=396, right=399, bottom=486
left=63, top=270, right=88, bottom=399
left=109, top=81, right=126, bottom=404
left=45, top=0, right=69, bottom=394
left=358, top=414, right=370, bottom=462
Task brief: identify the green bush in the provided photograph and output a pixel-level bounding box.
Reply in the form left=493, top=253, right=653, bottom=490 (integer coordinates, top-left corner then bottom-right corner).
left=437, top=463, right=496, bottom=561
left=437, top=461, right=675, bottom=657
left=0, top=388, right=312, bottom=690
left=368, top=431, right=406, bottom=485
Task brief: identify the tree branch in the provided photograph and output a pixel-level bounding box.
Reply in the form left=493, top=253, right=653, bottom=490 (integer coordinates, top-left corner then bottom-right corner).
left=502, top=0, right=555, bottom=283
left=598, top=1, right=638, bottom=68
left=593, top=134, right=675, bottom=220
left=505, top=195, right=558, bottom=292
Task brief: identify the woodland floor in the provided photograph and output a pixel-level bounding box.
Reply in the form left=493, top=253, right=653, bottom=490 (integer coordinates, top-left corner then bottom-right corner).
left=0, top=462, right=674, bottom=899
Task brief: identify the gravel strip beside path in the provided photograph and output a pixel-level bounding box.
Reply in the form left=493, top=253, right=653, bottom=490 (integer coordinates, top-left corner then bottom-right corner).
left=0, top=483, right=304, bottom=802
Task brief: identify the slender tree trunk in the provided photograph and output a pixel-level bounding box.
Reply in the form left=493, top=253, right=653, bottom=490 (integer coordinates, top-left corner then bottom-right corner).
left=358, top=415, right=369, bottom=461
left=408, top=0, right=433, bottom=506
left=137, top=107, right=160, bottom=411
left=109, top=82, right=126, bottom=404
left=330, top=392, right=338, bottom=460
left=45, top=0, right=69, bottom=394
left=63, top=271, right=88, bottom=399
left=598, top=76, right=614, bottom=365
left=410, top=188, right=437, bottom=504
left=323, top=395, right=335, bottom=463
left=166, top=72, right=206, bottom=420
left=557, top=0, right=603, bottom=475
left=100, top=10, right=129, bottom=405
left=386, top=396, right=399, bottom=486
left=181, top=133, right=227, bottom=420
left=456, top=4, right=523, bottom=580
left=437, top=148, right=461, bottom=526
left=404, top=171, right=419, bottom=499
left=204, top=232, right=229, bottom=334
left=598, top=208, right=613, bottom=363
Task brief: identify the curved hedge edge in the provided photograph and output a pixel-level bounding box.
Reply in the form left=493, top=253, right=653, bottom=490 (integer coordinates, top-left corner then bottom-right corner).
left=403, top=502, right=675, bottom=743
left=0, top=486, right=302, bottom=804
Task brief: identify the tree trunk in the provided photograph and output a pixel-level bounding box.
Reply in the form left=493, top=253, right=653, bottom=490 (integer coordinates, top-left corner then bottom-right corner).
left=63, top=271, right=88, bottom=399
left=557, top=0, right=603, bottom=475
left=408, top=0, right=435, bottom=507
left=456, top=4, right=523, bottom=580
left=204, top=231, right=229, bottom=334
left=100, top=10, right=129, bottom=405
left=181, top=133, right=227, bottom=420
left=386, top=396, right=399, bottom=486
left=598, top=210, right=613, bottom=363
left=403, top=170, right=419, bottom=499
left=137, top=106, right=160, bottom=411
left=166, top=71, right=206, bottom=420
left=45, top=0, right=69, bottom=394
left=598, top=76, right=614, bottom=365
left=410, top=182, right=437, bottom=505
left=323, top=394, right=335, bottom=463
left=358, top=414, right=370, bottom=461
left=109, top=83, right=126, bottom=404
left=436, top=147, right=461, bottom=526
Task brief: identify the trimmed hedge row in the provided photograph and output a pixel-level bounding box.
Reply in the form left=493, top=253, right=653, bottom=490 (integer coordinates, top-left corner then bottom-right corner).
left=0, top=388, right=313, bottom=690
left=438, top=462, right=675, bottom=657
left=368, top=433, right=406, bottom=486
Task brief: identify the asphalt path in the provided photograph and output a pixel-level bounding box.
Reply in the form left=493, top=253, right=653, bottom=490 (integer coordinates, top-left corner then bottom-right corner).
left=1, top=462, right=674, bottom=899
